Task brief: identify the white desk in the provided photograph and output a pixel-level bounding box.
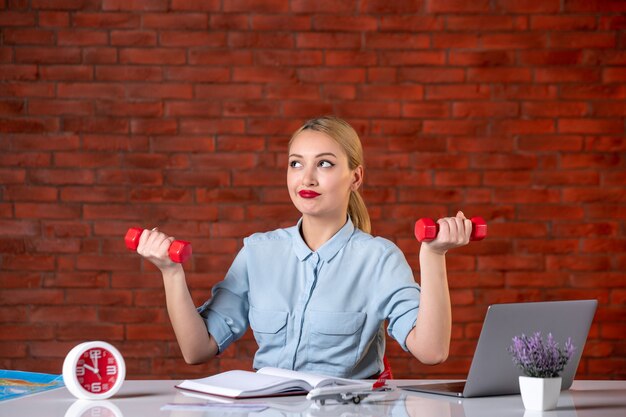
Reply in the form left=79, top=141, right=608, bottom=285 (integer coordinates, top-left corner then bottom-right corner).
left=1, top=380, right=625, bottom=417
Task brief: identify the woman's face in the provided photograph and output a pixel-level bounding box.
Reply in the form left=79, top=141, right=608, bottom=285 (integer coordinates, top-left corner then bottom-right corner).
left=287, top=130, right=362, bottom=221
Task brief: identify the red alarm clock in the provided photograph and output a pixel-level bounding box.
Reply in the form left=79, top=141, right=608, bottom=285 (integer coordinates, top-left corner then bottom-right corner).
left=62, top=341, right=126, bottom=400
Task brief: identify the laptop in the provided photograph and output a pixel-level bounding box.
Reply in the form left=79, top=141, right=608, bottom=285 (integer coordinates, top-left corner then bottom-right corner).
left=402, top=299, right=597, bottom=398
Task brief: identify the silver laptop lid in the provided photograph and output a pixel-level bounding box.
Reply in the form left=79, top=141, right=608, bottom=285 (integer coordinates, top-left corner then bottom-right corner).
left=463, top=299, right=597, bottom=397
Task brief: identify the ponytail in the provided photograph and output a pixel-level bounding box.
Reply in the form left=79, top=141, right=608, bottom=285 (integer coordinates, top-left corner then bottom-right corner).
left=349, top=190, right=371, bottom=234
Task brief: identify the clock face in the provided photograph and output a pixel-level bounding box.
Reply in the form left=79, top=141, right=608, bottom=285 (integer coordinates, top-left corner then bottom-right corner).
left=63, top=341, right=125, bottom=400
left=75, top=347, right=119, bottom=394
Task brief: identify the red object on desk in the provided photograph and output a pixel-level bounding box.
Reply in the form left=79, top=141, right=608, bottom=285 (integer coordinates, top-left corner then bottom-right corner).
left=124, top=227, right=192, bottom=263
left=373, top=356, right=393, bottom=389
left=414, top=216, right=487, bottom=242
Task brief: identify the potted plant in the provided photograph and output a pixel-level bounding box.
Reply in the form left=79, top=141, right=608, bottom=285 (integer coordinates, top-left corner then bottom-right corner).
left=508, top=332, right=576, bottom=411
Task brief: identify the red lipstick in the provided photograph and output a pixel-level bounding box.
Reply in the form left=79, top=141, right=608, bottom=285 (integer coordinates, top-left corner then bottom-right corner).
left=298, top=190, right=320, bottom=199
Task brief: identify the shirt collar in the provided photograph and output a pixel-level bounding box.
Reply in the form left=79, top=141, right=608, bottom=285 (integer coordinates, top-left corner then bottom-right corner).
left=291, top=217, right=356, bottom=262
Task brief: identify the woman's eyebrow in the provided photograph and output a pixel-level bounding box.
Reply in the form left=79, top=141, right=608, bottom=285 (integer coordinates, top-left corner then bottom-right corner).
left=288, top=152, right=337, bottom=158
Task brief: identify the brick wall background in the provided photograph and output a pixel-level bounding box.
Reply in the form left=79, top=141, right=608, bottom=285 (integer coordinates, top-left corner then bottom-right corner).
left=1, top=0, right=625, bottom=380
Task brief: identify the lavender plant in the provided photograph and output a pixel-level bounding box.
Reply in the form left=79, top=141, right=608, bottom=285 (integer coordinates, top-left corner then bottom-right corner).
left=508, top=332, right=576, bottom=378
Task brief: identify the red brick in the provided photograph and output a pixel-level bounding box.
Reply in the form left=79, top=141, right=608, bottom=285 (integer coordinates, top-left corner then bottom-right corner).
left=535, top=67, right=601, bottom=83
left=546, top=255, right=612, bottom=272
left=518, top=135, right=584, bottom=152
left=0, top=11, right=36, bottom=27
left=426, top=0, right=490, bottom=13
left=494, top=119, right=555, bottom=135
left=446, top=16, right=525, bottom=31
left=518, top=50, right=583, bottom=65
left=296, top=33, right=361, bottom=49
left=102, top=0, right=167, bottom=11
left=558, top=119, right=624, bottom=135
left=110, top=30, right=156, bottom=46
left=517, top=205, right=584, bottom=220
left=467, top=68, right=532, bottom=83
left=505, top=272, right=568, bottom=287
left=313, top=15, right=377, bottom=32
left=535, top=170, right=599, bottom=186
left=14, top=47, right=81, bottom=64
left=222, top=0, right=289, bottom=12
left=531, top=15, right=597, bottom=30
left=593, top=102, right=626, bottom=116
left=495, top=0, right=560, bottom=13
left=251, top=15, right=310, bottom=31
left=450, top=137, right=516, bottom=153
left=72, top=47, right=114, bottom=64
left=0, top=64, right=39, bottom=81
left=95, top=65, right=163, bottom=81
left=119, top=48, right=186, bottom=65
left=448, top=51, right=515, bottom=66
left=0, top=325, right=55, bottom=341
left=424, top=120, right=488, bottom=136
left=562, top=84, right=626, bottom=100
left=290, top=0, right=356, bottom=13
left=3, top=28, right=55, bottom=45
left=143, top=14, right=208, bottom=30
left=603, top=68, right=626, bottom=83
left=600, top=15, right=626, bottom=30
left=171, top=0, right=220, bottom=11
left=126, top=83, right=193, bottom=100
left=189, top=49, right=253, bottom=66
left=433, top=33, right=480, bottom=48
left=551, top=32, right=616, bottom=49
left=563, top=0, right=626, bottom=13
left=453, top=102, right=518, bottom=118
left=0, top=118, right=60, bottom=134
left=399, top=67, right=464, bottom=83
left=379, top=15, right=443, bottom=32
left=229, top=32, right=293, bottom=49
left=38, top=11, right=69, bottom=27
left=425, top=84, right=491, bottom=100
left=493, top=85, right=558, bottom=100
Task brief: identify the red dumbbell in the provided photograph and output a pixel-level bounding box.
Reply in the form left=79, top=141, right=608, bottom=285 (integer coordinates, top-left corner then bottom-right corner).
left=414, top=216, right=487, bottom=242
left=124, top=227, right=192, bottom=263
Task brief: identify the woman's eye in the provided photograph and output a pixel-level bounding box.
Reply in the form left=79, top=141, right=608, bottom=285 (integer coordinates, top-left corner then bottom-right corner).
left=289, top=160, right=302, bottom=168
left=319, top=160, right=334, bottom=168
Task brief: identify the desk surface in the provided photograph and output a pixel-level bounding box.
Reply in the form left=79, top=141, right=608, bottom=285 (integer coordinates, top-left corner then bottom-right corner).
left=1, top=380, right=625, bottom=417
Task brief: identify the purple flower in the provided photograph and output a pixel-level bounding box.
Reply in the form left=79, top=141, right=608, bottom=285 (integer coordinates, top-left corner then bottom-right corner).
left=508, top=332, right=576, bottom=378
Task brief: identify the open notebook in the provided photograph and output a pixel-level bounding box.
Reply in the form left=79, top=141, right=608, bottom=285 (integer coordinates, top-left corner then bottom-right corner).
left=176, top=367, right=368, bottom=399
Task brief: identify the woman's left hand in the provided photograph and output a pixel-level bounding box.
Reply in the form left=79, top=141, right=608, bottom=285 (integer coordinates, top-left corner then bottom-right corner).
left=421, top=211, right=472, bottom=255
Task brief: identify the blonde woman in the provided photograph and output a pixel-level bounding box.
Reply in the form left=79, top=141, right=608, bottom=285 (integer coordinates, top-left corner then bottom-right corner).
left=137, top=116, right=471, bottom=378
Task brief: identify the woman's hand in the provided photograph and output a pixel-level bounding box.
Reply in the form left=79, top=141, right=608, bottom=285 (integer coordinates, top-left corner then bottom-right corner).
left=421, top=211, right=472, bottom=255
left=136, top=227, right=179, bottom=272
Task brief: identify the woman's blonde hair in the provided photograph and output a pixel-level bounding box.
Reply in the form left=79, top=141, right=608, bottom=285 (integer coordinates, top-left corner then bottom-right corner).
left=289, top=116, right=371, bottom=234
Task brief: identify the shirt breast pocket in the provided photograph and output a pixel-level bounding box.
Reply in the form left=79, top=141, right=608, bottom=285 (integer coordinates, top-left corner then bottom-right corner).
left=307, top=310, right=366, bottom=371
left=249, top=306, right=288, bottom=356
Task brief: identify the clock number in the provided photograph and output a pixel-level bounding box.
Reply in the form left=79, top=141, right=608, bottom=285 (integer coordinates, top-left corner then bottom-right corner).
left=90, top=349, right=102, bottom=360
left=76, top=365, right=85, bottom=376
left=91, top=382, right=102, bottom=393
left=106, top=365, right=117, bottom=375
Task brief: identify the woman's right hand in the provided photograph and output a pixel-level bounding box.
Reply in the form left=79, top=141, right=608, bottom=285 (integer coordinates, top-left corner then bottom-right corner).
left=136, top=227, right=180, bottom=272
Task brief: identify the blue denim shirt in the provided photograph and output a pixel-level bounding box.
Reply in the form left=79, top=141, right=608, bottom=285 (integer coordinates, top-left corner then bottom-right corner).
left=198, top=218, right=421, bottom=378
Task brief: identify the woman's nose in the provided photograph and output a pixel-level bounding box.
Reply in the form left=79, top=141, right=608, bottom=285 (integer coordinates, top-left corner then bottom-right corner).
left=302, top=166, right=317, bottom=186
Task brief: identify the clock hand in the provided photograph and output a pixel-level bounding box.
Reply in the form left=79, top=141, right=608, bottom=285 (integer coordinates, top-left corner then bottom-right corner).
left=83, top=364, right=99, bottom=374
left=90, top=351, right=100, bottom=372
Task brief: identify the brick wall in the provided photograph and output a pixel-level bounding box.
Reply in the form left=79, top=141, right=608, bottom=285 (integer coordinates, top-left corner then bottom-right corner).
left=1, top=1, right=625, bottom=380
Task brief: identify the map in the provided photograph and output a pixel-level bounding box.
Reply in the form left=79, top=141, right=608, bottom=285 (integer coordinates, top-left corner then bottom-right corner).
left=0, top=370, right=64, bottom=401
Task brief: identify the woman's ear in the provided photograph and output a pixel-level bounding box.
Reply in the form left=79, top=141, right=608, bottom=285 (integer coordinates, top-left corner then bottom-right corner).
left=351, top=165, right=364, bottom=191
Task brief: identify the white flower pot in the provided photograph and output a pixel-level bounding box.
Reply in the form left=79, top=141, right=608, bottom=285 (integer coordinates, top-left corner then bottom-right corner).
left=519, top=376, right=562, bottom=411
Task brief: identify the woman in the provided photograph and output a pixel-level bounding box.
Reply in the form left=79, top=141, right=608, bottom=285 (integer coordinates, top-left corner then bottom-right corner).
left=136, top=116, right=471, bottom=378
